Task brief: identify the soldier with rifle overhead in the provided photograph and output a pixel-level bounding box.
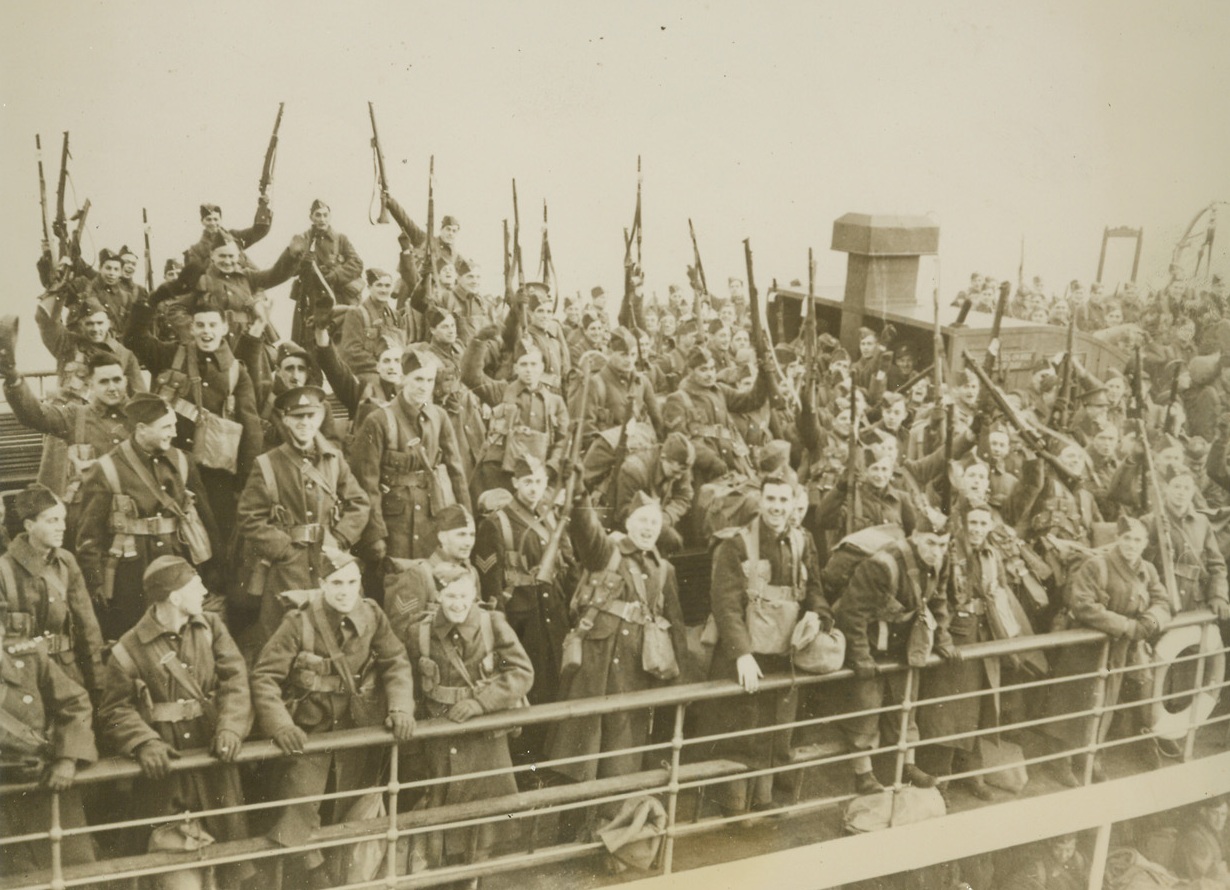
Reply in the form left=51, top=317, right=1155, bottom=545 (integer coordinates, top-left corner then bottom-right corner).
left=32, top=294, right=145, bottom=399
left=287, top=199, right=365, bottom=346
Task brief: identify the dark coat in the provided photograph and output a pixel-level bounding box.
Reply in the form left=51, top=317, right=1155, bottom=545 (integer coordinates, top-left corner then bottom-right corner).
left=349, top=394, right=472, bottom=558
left=407, top=607, right=533, bottom=862
left=1149, top=504, right=1229, bottom=612
left=546, top=505, right=685, bottom=783
left=474, top=499, right=574, bottom=706
left=34, top=296, right=145, bottom=397
left=236, top=437, right=371, bottom=648
left=97, top=609, right=251, bottom=851
left=0, top=534, right=104, bottom=691
left=661, top=374, right=769, bottom=481
left=568, top=363, right=664, bottom=443
left=339, top=297, right=405, bottom=379
left=1046, top=546, right=1171, bottom=746
left=76, top=440, right=219, bottom=640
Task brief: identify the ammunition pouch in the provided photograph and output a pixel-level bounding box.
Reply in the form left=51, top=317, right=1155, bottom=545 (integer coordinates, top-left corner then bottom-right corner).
left=113, top=515, right=179, bottom=536
left=423, top=682, right=479, bottom=706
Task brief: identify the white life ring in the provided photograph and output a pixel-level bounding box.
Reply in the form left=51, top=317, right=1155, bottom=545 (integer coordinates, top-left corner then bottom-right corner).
left=1150, top=624, right=1225, bottom=741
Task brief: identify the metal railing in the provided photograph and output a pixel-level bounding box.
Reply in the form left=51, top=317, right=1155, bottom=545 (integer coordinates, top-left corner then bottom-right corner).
left=1, top=610, right=1225, bottom=890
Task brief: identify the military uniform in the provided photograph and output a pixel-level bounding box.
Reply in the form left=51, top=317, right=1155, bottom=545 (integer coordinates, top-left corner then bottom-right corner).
left=384, top=552, right=482, bottom=644
left=408, top=606, right=533, bottom=865
left=0, top=638, right=97, bottom=877
left=462, top=340, right=569, bottom=495
left=289, top=224, right=365, bottom=344
left=76, top=440, right=219, bottom=639
left=180, top=204, right=273, bottom=274
left=3, top=379, right=128, bottom=518
left=97, top=609, right=252, bottom=876
left=339, top=297, right=405, bottom=380
left=33, top=296, right=145, bottom=396
left=236, top=436, right=371, bottom=651
left=546, top=504, right=685, bottom=785
left=350, top=394, right=472, bottom=560
left=611, top=447, right=694, bottom=550
left=1151, top=502, right=1228, bottom=613
left=80, top=275, right=137, bottom=332
left=568, top=363, right=664, bottom=447
left=442, top=287, right=498, bottom=345
left=662, top=373, right=769, bottom=483
left=836, top=538, right=953, bottom=767
left=250, top=593, right=414, bottom=871
left=0, top=534, right=104, bottom=692
left=703, top=517, right=827, bottom=813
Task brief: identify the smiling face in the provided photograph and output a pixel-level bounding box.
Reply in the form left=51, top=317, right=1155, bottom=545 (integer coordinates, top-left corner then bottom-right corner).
left=99, top=258, right=123, bottom=286
left=881, top=400, right=907, bottom=431
left=437, top=263, right=458, bottom=288
left=512, top=466, right=548, bottom=509
left=459, top=268, right=481, bottom=294
left=431, top=313, right=458, bottom=347
left=439, top=223, right=460, bottom=246
left=135, top=410, right=178, bottom=453
left=322, top=561, right=363, bottom=613
left=961, top=463, right=990, bottom=502
left=1105, top=376, right=1126, bottom=406
left=436, top=521, right=476, bottom=562
left=1115, top=523, right=1148, bottom=563
left=81, top=310, right=111, bottom=343
left=211, top=242, right=240, bottom=275
left=438, top=575, right=477, bottom=624
left=625, top=503, right=664, bottom=549
left=965, top=508, right=993, bottom=548
left=1164, top=472, right=1197, bottom=514
left=281, top=405, right=325, bottom=448
left=690, top=358, right=717, bottom=389
left=759, top=481, right=793, bottom=533
left=370, top=275, right=394, bottom=302
left=402, top=365, right=438, bottom=406
left=89, top=362, right=127, bottom=407
left=25, top=500, right=67, bottom=551
left=865, top=457, right=895, bottom=490
left=191, top=312, right=228, bottom=353
left=310, top=205, right=331, bottom=230
left=201, top=211, right=222, bottom=234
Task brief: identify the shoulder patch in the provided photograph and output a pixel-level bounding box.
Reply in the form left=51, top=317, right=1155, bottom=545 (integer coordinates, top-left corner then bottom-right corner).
left=474, top=552, right=498, bottom=573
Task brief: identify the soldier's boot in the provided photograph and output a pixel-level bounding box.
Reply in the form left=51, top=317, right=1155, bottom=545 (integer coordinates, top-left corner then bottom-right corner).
left=902, top=764, right=937, bottom=788
left=854, top=770, right=885, bottom=795
left=1052, top=756, right=1081, bottom=788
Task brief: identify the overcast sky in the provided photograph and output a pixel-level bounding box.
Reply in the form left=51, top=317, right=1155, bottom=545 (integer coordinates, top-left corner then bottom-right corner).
left=2, top=0, right=1228, bottom=354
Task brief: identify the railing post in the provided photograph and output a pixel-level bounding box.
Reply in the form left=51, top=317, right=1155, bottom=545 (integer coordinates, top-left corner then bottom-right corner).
left=1082, top=638, right=1112, bottom=785
left=1086, top=822, right=1113, bottom=890
left=893, top=667, right=916, bottom=787
left=661, top=703, right=686, bottom=875
left=1182, top=625, right=1211, bottom=762
left=49, top=791, right=64, bottom=890
left=386, top=740, right=400, bottom=887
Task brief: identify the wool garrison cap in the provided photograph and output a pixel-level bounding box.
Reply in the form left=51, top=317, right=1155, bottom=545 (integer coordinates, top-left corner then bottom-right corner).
left=143, top=556, right=197, bottom=604
left=435, top=504, right=474, bottom=532
left=275, top=341, right=310, bottom=366
left=124, top=392, right=173, bottom=425
left=14, top=484, right=60, bottom=522
left=199, top=203, right=222, bottom=219
left=274, top=386, right=327, bottom=416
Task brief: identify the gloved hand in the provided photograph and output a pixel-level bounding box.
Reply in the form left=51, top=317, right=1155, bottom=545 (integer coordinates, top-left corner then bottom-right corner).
left=1130, top=617, right=1157, bottom=642
left=366, top=540, right=388, bottom=565
left=446, top=699, right=484, bottom=723
left=273, top=726, right=309, bottom=756
left=935, top=642, right=963, bottom=662
left=1211, top=599, right=1230, bottom=621
left=387, top=710, right=416, bottom=742
left=474, top=324, right=501, bottom=342
left=212, top=729, right=243, bottom=763
left=0, top=314, right=20, bottom=383
left=135, top=739, right=180, bottom=779
left=818, top=611, right=835, bottom=633
left=43, top=758, right=77, bottom=791
left=736, top=653, right=763, bottom=693
left=850, top=657, right=879, bottom=680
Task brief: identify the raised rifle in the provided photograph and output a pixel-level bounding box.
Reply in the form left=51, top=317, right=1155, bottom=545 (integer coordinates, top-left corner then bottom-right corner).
left=847, top=401, right=861, bottom=536
left=142, top=208, right=154, bottom=293
left=962, top=350, right=1079, bottom=493
left=975, top=280, right=1011, bottom=418
left=633, top=155, right=642, bottom=266
left=1162, top=362, right=1182, bottom=436
left=541, top=200, right=559, bottom=312
left=606, top=395, right=637, bottom=517
left=803, top=247, right=818, bottom=399
left=512, top=179, right=524, bottom=290
left=746, top=238, right=763, bottom=355
left=36, top=135, right=52, bottom=261
left=1136, top=357, right=1180, bottom=612
left=932, top=285, right=945, bottom=396
left=367, top=102, right=390, bottom=224
left=423, top=156, right=437, bottom=297
left=503, top=219, right=513, bottom=303
left=1048, top=303, right=1077, bottom=428
left=688, top=218, right=707, bottom=344
left=52, top=132, right=70, bottom=259
left=259, top=103, right=284, bottom=204
left=537, top=366, right=593, bottom=583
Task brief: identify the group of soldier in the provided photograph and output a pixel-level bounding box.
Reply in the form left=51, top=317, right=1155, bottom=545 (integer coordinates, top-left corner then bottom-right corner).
left=1, top=182, right=1229, bottom=888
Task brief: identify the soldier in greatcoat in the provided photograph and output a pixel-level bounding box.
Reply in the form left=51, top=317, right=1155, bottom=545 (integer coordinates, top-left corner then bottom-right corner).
left=501, top=283, right=570, bottom=396
left=4, top=350, right=130, bottom=536
left=384, top=504, right=481, bottom=642
left=661, top=345, right=772, bottom=485
left=76, top=393, right=220, bottom=640
left=125, top=290, right=264, bottom=535
left=338, top=268, right=405, bottom=382
left=473, top=457, right=575, bottom=763
left=462, top=334, right=569, bottom=497
left=250, top=550, right=415, bottom=887
left=349, top=350, right=472, bottom=564
left=836, top=510, right=959, bottom=794
left=1150, top=464, right=1229, bottom=616
left=236, top=386, right=371, bottom=656
left=287, top=199, right=365, bottom=345
left=567, top=327, right=664, bottom=447
left=0, top=486, right=104, bottom=694
left=181, top=200, right=273, bottom=278
left=546, top=488, right=685, bottom=799
left=0, top=624, right=97, bottom=878
left=33, top=296, right=145, bottom=397
left=407, top=567, right=533, bottom=869
left=97, top=557, right=252, bottom=883
left=1045, top=517, right=1172, bottom=786
left=609, top=433, right=696, bottom=553
left=702, top=470, right=829, bottom=816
